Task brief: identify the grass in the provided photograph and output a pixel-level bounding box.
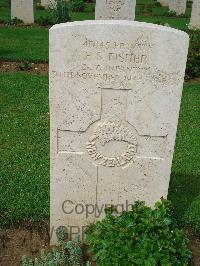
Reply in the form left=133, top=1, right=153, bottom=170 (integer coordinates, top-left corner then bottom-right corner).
left=137, top=15, right=189, bottom=30
left=184, top=195, right=200, bottom=235
left=0, top=16, right=190, bottom=63
left=168, top=83, right=200, bottom=223
left=0, top=0, right=9, bottom=22
left=0, top=3, right=191, bottom=28
left=0, top=1, right=192, bottom=62
left=0, top=73, right=49, bottom=226
left=0, top=27, right=48, bottom=62
left=36, top=2, right=95, bottom=21
left=0, top=73, right=199, bottom=228
left=0, top=1, right=95, bottom=23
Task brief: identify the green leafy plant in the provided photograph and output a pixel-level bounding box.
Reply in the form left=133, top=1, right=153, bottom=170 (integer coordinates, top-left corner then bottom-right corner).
left=150, top=20, right=168, bottom=26
left=86, top=199, right=192, bottom=266
left=22, top=249, right=66, bottom=266
left=50, top=0, right=71, bottom=23
left=7, top=17, right=23, bottom=25
left=164, top=11, right=189, bottom=18
left=36, top=15, right=54, bottom=26
left=153, top=0, right=161, bottom=7
left=22, top=231, right=89, bottom=266
left=71, top=0, right=86, bottom=12
left=18, top=61, right=32, bottom=71
left=167, top=10, right=177, bottom=17
left=177, top=13, right=190, bottom=19
left=66, top=235, right=83, bottom=266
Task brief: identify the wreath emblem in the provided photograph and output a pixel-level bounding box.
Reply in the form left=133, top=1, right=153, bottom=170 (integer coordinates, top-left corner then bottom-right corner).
left=86, top=121, right=137, bottom=167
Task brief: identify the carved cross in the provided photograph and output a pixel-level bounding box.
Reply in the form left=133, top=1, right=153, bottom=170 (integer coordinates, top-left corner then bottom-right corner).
left=57, top=87, right=166, bottom=169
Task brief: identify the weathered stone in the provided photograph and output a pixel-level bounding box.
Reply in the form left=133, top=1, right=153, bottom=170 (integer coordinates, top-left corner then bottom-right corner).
left=95, top=0, right=136, bottom=20
left=190, top=0, right=200, bottom=29
left=11, top=0, right=34, bottom=23
left=49, top=21, right=189, bottom=244
left=169, top=0, right=187, bottom=15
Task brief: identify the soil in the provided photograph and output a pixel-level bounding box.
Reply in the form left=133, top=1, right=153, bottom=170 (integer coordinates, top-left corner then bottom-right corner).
left=0, top=222, right=50, bottom=266
left=188, top=77, right=200, bottom=84
left=0, top=23, right=51, bottom=29
left=0, top=61, right=48, bottom=75
left=0, top=223, right=199, bottom=266
left=189, top=231, right=200, bottom=266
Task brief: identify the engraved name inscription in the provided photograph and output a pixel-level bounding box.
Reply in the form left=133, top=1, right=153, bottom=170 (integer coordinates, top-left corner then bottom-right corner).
left=86, top=121, right=137, bottom=167
left=51, top=35, right=182, bottom=87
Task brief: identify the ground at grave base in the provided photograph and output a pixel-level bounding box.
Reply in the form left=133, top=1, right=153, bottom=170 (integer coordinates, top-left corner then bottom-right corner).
left=0, top=61, right=49, bottom=75
left=0, top=223, right=200, bottom=266
left=0, top=223, right=50, bottom=266
left=0, top=222, right=95, bottom=266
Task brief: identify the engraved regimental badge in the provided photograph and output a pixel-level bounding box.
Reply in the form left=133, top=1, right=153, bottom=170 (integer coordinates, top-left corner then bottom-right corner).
left=86, top=121, right=137, bottom=167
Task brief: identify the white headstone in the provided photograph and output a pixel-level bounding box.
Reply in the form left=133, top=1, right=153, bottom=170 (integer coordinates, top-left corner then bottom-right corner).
left=11, top=0, right=34, bottom=23
left=169, top=0, right=187, bottom=15
left=158, top=0, right=169, bottom=7
left=190, top=0, right=200, bottom=29
left=95, top=0, right=136, bottom=20
left=49, top=21, right=189, bottom=244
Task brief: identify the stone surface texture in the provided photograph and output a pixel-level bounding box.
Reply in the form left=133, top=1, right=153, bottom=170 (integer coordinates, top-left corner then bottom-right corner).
left=169, top=0, right=187, bottom=15
left=95, top=0, right=136, bottom=20
left=190, top=0, right=200, bottom=29
left=11, top=0, right=34, bottom=23
left=49, top=20, right=189, bottom=244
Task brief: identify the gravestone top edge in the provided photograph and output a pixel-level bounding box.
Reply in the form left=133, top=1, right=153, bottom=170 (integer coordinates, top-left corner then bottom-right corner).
left=49, top=20, right=189, bottom=39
